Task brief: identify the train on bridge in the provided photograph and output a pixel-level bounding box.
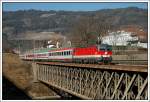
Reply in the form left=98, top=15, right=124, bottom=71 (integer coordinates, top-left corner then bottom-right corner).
left=20, top=44, right=112, bottom=64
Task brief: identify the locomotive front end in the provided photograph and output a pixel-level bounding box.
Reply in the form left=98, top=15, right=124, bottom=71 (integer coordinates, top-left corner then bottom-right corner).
left=97, top=44, right=112, bottom=64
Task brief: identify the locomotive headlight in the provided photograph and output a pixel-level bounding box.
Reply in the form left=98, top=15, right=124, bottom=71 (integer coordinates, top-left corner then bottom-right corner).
left=98, top=57, right=103, bottom=61
left=105, top=52, right=108, bottom=55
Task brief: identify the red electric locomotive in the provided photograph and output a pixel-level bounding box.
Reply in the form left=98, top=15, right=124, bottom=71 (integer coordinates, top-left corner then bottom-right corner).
left=73, top=44, right=112, bottom=64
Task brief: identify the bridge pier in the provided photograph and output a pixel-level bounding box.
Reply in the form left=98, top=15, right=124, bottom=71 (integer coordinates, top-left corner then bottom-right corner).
left=32, top=63, right=39, bottom=83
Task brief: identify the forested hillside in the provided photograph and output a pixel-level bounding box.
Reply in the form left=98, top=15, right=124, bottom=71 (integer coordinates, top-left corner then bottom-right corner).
left=2, top=7, right=148, bottom=51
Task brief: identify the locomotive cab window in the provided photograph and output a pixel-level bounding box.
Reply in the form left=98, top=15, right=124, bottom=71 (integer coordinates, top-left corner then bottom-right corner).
left=107, top=45, right=112, bottom=51
left=99, top=44, right=112, bottom=51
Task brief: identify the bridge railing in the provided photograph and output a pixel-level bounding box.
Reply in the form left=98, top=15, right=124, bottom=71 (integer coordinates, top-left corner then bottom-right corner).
left=32, top=63, right=148, bottom=100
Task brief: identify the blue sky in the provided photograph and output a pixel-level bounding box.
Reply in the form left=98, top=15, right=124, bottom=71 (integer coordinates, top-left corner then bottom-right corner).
left=3, top=2, right=148, bottom=11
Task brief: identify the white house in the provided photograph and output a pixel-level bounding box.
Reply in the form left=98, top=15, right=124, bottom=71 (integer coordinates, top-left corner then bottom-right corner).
left=102, top=30, right=147, bottom=48
left=136, top=42, right=147, bottom=48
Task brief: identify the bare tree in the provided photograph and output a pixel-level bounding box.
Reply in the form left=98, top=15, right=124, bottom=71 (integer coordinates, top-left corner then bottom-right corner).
left=70, top=16, right=111, bottom=47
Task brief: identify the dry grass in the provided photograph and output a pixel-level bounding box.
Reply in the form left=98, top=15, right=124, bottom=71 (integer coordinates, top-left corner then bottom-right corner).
left=2, top=53, right=32, bottom=89
left=2, top=53, right=59, bottom=99
left=27, top=83, right=58, bottom=97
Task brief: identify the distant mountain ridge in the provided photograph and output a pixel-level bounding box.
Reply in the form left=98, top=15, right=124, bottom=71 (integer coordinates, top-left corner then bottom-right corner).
left=3, top=7, right=147, bottom=39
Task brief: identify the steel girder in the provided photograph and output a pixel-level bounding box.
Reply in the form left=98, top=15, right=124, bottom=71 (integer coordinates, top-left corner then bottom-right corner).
left=35, top=63, right=148, bottom=100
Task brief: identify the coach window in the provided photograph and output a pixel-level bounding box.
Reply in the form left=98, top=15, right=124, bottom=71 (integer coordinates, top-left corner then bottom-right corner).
left=67, top=51, right=69, bottom=55
left=64, top=51, right=66, bottom=56
left=64, top=52, right=65, bottom=56
left=68, top=51, right=70, bottom=55
left=65, top=51, right=67, bottom=55
left=63, top=52, right=65, bottom=56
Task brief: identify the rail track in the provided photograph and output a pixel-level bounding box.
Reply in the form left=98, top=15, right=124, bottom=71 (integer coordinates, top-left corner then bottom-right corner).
left=112, top=60, right=148, bottom=65
left=36, top=61, right=147, bottom=73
